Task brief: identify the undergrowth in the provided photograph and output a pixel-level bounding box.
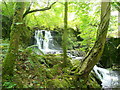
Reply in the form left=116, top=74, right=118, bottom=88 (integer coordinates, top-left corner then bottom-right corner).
left=2, top=42, right=101, bottom=89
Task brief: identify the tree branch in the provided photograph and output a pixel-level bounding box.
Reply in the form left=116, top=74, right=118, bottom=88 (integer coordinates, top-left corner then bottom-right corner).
left=23, top=2, right=56, bottom=18
left=23, top=2, right=32, bottom=18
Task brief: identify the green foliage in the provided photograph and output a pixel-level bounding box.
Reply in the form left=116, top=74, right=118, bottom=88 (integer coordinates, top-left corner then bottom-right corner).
left=3, top=81, right=17, bottom=88
left=2, top=2, right=15, bottom=17
left=47, top=79, right=69, bottom=88
left=26, top=2, right=101, bottom=52
left=0, top=39, right=9, bottom=60
left=87, top=71, right=101, bottom=88
left=100, top=38, right=120, bottom=68
left=25, top=2, right=64, bottom=29
left=2, top=1, right=117, bottom=52
left=2, top=41, right=101, bottom=88
left=1, top=1, right=117, bottom=45
left=112, top=2, right=120, bottom=12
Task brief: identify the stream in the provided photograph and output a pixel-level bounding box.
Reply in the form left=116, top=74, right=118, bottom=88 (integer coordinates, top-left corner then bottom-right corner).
left=93, top=65, right=120, bottom=89
left=34, top=30, right=120, bottom=89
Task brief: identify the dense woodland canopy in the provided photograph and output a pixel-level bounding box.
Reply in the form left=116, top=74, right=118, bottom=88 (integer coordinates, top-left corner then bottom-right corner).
left=1, top=0, right=120, bottom=89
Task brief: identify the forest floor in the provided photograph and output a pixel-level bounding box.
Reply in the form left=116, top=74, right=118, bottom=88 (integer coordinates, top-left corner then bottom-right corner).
left=2, top=40, right=101, bottom=88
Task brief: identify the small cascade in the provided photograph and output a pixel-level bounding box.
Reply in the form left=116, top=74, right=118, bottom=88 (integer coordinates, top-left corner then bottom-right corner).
left=93, top=65, right=120, bottom=88
left=35, top=30, right=51, bottom=50
left=34, top=30, right=84, bottom=60
left=35, top=30, right=62, bottom=54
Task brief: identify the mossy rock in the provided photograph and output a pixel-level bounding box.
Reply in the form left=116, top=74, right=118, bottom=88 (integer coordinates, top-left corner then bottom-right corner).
left=45, top=54, right=63, bottom=67
left=45, top=54, right=72, bottom=67
left=47, top=79, right=70, bottom=88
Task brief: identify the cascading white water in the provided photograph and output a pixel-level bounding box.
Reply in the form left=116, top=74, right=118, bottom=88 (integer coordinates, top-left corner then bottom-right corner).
left=93, top=65, right=120, bottom=88
left=35, top=30, right=51, bottom=50
left=35, top=30, right=62, bottom=54
left=34, top=30, right=84, bottom=60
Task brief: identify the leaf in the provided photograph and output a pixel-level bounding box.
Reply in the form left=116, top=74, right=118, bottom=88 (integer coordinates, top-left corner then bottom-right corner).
left=15, top=22, right=23, bottom=25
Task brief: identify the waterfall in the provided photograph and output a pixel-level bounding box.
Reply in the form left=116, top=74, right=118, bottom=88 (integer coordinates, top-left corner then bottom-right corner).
left=93, top=65, right=120, bottom=88
left=35, top=30, right=51, bottom=50
left=34, top=30, right=62, bottom=54
left=34, top=30, right=84, bottom=60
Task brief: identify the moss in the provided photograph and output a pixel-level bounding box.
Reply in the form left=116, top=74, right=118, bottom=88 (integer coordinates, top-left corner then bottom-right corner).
left=45, top=63, right=64, bottom=79
left=45, top=68, right=60, bottom=79
left=87, top=72, right=101, bottom=88
left=45, top=54, right=63, bottom=67
left=47, top=79, right=69, bottom=88
left=5, top=49, right=102, bottom=88
left=70, top=59, right=80, bottom=67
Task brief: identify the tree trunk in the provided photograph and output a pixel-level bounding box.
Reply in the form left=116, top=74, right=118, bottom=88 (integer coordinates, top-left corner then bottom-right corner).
left=118, top=11, right=120, bottom=37
left=2, top=1, right=56, bottom=79
left=74, top=1, right=111, bottom=82
left=62, top=0, right=68, bottom=66
left=3, top=2, right=26, bottom=78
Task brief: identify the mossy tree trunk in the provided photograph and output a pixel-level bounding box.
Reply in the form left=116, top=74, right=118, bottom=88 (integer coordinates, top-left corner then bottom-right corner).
left=118, top=11, right=120, bottom=37
left=62, top=0, right=68, bottom=66
left=3, top=2, right=26, bottom=78
left=74, top=1, right=111, bottom=82
left=2, top=1, right=56, bottom=79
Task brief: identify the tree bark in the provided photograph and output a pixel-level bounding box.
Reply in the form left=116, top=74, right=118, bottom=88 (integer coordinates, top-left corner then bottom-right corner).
left=74, top=1, right=111, bottom=81
left=118, top=10, right=120, bottom=37
left=3, top=2, right=26, bottom=78
left=62, top=0, right=68, bottom=66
